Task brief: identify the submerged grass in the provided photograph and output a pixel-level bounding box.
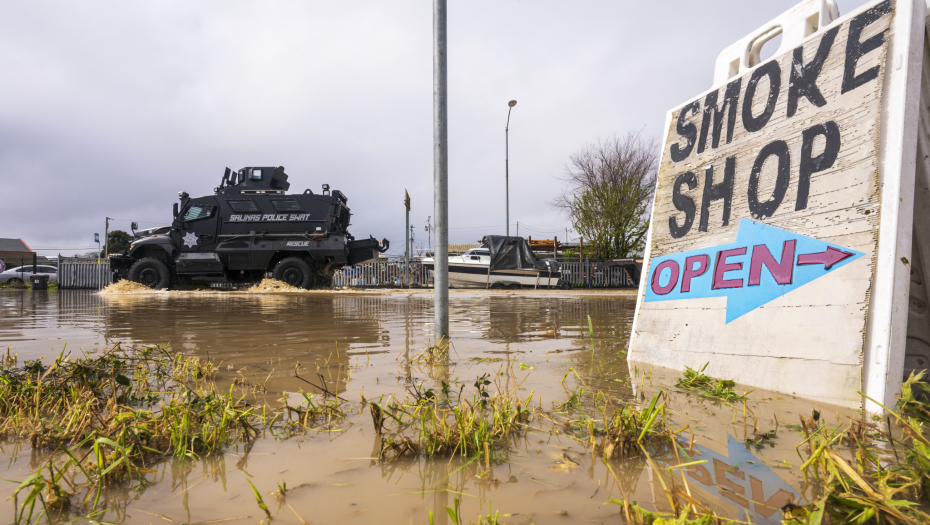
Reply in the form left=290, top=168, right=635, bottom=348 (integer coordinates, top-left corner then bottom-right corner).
left=371, top=376, right=533, bottom=460
left=0, top=342, right=347, bottom=522
left=675, top=363, right=750, bottom=403
left=603, top=371, right=930, bottom=525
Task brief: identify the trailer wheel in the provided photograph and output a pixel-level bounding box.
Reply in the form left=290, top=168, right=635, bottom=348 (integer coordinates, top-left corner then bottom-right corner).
left=129, top=258, right=171, bottom=289
left=273, top=258, right=313, bottom=289
left=559, top=279, right=573, bottom=290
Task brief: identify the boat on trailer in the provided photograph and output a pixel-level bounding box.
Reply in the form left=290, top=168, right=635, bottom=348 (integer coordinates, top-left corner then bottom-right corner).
left=421, top=236, right=568, bottom=289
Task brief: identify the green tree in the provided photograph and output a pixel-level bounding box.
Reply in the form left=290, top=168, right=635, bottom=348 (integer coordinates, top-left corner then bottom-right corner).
left=101, top=230, right=133, bottom=257
left=552, top=132, right=658, bottom=259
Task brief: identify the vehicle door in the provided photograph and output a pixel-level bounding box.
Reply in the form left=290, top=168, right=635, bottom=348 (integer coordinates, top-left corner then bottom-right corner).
left=173, top=199, right=221, bottom=255
left=13, top=266, right=33, bottom=283
left=172, top=199, right=223, bottom=273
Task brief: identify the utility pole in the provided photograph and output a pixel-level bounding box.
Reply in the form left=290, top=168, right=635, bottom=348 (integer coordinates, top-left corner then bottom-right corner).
left=426, top=216, right=433, bottom=252
left=104, top=217, right=111, bottom=258
left=404, top=190, right=410, bottom=288
left=516, top=221, right=519, bottom=237
left=433, top=0, right=449, bottom=340
left=505, top=100, right=517, bottom=236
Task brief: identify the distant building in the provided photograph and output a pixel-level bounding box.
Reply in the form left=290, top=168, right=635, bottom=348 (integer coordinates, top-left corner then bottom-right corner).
left=0, top=238, right=48, bottom=267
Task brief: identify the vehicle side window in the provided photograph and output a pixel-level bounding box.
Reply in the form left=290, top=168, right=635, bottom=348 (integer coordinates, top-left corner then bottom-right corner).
left=229, top=200, right=260, bottom=213
left=251, top=168, right=262, bottom=180
left=182, top=205, right=215, bottom=222
left=42, top=267, right=57, bottom=273
left=476, top=251, right=490, bottom=256
left=271, top=199, right=303, bottom=212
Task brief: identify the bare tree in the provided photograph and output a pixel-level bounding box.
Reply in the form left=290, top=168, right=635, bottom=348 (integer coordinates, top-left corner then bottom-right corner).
left=552, top=131, right=658, bottom=259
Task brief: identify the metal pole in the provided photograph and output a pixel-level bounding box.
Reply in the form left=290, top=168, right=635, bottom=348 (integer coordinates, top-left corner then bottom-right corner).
left=433, top=0, right=449, bottom=339
left=104, top=217, right=110, bottom=258
left=405, top=210, right=410, bottom=287
left=404, top=190, right=410, bottom=288
left=505, top=100, right=516, bottom=237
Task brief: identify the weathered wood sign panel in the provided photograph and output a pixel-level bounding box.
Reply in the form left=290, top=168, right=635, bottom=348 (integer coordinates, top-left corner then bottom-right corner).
left=629, top=0, right=903, bottom=408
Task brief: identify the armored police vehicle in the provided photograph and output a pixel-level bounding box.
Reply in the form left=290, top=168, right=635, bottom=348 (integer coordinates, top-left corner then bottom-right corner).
left=109, top=166, right=388, bottom=289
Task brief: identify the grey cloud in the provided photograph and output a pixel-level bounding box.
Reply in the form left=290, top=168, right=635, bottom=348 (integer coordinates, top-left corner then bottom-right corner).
left=0, top=0, right=872, bottom=255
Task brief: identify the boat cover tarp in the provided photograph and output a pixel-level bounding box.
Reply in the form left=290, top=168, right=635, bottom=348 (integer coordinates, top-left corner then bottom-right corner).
left=484, top=236, right=554, bottom=272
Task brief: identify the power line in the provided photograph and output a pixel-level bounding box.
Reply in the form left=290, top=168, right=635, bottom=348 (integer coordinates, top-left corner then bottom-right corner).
left=518, top=223, right=564, bottom=234
left=448, top=225, right=504, bottom=230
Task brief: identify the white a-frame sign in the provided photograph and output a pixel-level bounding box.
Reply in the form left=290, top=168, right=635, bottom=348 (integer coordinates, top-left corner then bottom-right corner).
left=629, top=0, right=930, bottom=412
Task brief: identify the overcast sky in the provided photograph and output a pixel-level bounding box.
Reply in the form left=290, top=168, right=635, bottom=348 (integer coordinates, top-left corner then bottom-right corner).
left=0, top=0, right=874, bottom=256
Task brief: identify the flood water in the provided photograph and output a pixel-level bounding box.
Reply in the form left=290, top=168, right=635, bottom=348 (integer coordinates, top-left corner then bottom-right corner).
left=0, top=289, right=850, bottom=524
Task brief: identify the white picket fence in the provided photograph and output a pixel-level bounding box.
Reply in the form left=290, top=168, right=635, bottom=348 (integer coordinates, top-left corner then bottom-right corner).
left=333, top=258, right=636, bottom=288
left=558, top=261, right=637, bottom=288
left=334, top=259, right=432, bottom=288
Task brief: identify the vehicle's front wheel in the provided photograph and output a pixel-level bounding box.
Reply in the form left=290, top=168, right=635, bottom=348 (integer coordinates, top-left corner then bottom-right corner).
left=273, top=258, right=313, bottom=289
left=7, top=278, right=22, bottom=284
left=128, top=258, right=172, bottom=289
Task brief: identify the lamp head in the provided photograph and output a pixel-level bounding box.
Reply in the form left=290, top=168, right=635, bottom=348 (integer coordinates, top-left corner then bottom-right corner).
left=508, top=100, right=517, bottom=107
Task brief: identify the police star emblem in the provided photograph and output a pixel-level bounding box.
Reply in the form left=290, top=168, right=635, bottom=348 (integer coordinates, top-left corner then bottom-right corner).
left=182, top=232, right=199, bottom=248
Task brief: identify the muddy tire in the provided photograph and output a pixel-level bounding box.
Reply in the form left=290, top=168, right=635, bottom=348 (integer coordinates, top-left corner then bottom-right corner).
left=128, top=257, right=172, bottom=289
left=273, top=257, right=313, bottom=289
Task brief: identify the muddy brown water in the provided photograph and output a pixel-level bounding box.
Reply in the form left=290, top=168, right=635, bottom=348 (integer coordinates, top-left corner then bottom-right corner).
left=0, top=289, right=853, bottom=524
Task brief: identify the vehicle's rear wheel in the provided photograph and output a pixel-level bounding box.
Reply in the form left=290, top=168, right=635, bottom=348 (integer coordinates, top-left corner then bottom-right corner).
left=128, top=258, right=172, bottom=289
left=508, top=283, right=523, bottom=290
left=559, top=279, right=573, bottom=290
left=489, top=282, right=506, bottom=290
left=273, top=258, right=313, bottom=289
left=8, top=278, right=22, bottom=284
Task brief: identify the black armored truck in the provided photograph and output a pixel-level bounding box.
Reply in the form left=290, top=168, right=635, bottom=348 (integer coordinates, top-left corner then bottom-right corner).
left=109, top=167, right=388, bottom=289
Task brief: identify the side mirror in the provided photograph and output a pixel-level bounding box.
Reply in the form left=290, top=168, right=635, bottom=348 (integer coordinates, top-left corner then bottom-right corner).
left=173, top=203, right=179, bottom=218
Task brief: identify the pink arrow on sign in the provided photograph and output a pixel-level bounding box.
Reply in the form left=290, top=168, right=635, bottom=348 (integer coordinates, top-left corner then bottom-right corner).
left=796, top=246, right=853, bottom=270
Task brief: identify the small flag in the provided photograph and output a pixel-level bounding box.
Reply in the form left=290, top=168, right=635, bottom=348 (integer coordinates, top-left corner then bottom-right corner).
left=404, top=189, right=410, bottom=211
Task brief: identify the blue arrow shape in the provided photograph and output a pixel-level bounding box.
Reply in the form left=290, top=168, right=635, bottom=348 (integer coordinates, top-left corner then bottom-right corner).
left=644, top=219, right=864, bottom=323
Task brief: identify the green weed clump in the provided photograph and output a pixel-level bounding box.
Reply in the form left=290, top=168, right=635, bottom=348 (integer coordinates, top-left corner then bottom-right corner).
left=0, top=342, right=346, bottom=522
left=675, top=363, right=749, bottom=402
left=430, top=499, right=501, bottom=525
left=778, top=372, right=930, bottom=524
left=606, top=372, right=930, bottom=525
left=370, top=375, right=532, bottom=460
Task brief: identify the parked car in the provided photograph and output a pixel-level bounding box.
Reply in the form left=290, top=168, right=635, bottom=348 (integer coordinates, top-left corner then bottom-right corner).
left=0, top=265, right=58, bottom=284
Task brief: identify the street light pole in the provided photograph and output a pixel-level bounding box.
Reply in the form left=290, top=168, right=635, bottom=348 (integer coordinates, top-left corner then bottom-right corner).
left=433, top=0, right=449, bottom=340
left=505, top=100, right=516, bottom=237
